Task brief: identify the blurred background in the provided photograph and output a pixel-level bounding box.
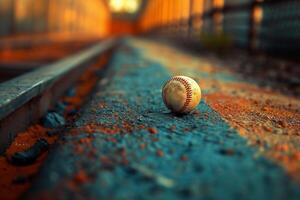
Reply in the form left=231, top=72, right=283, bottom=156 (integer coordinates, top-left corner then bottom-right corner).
left=0, top=0, right=299, bottom=55
left=0, top=0, right=300, bottom=89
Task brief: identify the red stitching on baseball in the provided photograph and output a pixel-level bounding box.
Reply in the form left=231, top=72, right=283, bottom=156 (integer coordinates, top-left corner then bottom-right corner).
left=164, top=77, right=192, bottom=113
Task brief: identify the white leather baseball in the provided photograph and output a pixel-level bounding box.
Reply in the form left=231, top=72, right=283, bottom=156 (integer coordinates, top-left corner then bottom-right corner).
left=162, top=76, right=201, bottom=114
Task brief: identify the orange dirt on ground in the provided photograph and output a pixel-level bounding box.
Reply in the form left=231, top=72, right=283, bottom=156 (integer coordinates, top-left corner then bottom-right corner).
left=0, top=53, right=110, bottom=200
left=0, top=125, right=53, bottom=200
left=205, top=90, right=300, bottom=183
left=131, top=39, right=300, bottom=184
left=63, top=55, right=109, bottom=112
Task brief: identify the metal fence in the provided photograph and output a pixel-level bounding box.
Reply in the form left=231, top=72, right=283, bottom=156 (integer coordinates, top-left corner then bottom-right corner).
left=141, top=0, right=300, bottom=58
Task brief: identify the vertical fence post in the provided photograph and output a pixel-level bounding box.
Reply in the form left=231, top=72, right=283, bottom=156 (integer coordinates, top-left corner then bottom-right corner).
left=212, top=0, right=216, bottom=34
left=177, top=0, right=181, bottom=37
left=9, top=0, right=16, bottom=35
left=169, top=0, right=174, bottom=37
left=44, top=0, right=50, bottom=34
left=166, top=0, right=170, bottom=35
left=249, top=0, right=255, bottom=52
left=188, top=0, right=194, bottom=38
left=161, top=0, right=164, bottom=34
left=212, top=0, right=223, bottom=34
left=248, top=0, right=261, bottom=53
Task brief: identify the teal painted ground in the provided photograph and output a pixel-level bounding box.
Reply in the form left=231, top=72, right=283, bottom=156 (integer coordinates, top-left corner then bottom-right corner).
left=25, top=39, right=300, bottom=200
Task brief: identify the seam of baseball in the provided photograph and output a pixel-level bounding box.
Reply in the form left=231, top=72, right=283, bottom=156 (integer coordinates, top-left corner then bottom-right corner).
left=168, top=77, right=192, bottom=113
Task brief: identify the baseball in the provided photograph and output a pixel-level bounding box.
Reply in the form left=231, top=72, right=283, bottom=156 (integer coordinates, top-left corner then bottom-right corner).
left=162, top=76, right=201, bottom=114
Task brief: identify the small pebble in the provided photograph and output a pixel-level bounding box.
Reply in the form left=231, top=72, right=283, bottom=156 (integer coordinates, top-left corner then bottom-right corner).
left=156, top=149, right=164, bottom=157
left=148, top=127, right=158, bottom=134
left=9, top=139, right=49, bottom=165
left=66, top=88, right=76, bottom=97
left=42, top=112, right=65, bottom=128
left=73, top=170, right=89, bottom=184
left=219, top=148, right=235, bottom=156
left=180, top=155, right=188, bottom=161
left=278, top=120, right=287, bottom=128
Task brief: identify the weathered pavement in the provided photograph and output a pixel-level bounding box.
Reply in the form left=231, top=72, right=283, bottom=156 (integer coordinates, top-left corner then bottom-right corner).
left=25, top=38, right=300, bottom=200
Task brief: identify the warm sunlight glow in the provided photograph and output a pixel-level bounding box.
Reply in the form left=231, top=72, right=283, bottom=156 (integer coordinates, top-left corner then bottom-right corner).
left=254, top=6, right=263, bottom=23
left=109, top=0, right=141, bottom=13
left=213, top=0, right=224, bottom=8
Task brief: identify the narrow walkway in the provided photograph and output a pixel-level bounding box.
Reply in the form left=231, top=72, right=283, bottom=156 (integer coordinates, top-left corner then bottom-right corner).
left=25, top=38, right=300, bottom=200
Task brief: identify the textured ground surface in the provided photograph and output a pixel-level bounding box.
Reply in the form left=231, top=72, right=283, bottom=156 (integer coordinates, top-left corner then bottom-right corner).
left=131, top=39, right=300, bottom=183
left=22, top=38, right=300, bottom=200
left=0, top=54, right=109, bottom=200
